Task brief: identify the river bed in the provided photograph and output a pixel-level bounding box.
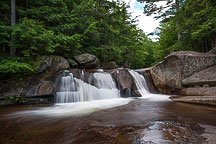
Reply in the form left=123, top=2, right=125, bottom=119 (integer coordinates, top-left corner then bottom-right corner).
left=0, top=95, right=216, bottom=144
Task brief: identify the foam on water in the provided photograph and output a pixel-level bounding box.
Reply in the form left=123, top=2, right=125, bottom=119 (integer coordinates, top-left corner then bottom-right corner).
left=10, top=69, right=170, bottom=118
left=56, top=71, right=120, bottom=103
left=11, top=98, right=132, bottom=117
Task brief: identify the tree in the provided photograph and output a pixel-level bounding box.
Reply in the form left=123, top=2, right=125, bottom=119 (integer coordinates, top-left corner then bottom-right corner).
left=10, top=0, right=16, bottom=56
left=137, top=0, right=182, bottom=40
left=0, top=0, right=157, bottom=74
left=151, top=0, right=216, bottom=63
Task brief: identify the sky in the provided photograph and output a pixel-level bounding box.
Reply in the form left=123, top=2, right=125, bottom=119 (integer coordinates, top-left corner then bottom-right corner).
left=120, top=0, right=166, bottom=40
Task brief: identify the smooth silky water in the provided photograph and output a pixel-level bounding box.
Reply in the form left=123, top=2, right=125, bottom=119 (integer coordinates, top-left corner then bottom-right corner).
left=0, top=70, right=216, bottom=144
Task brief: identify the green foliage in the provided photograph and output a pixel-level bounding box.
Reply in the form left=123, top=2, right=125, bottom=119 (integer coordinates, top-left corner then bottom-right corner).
left=12, top=18, right=55, bottom=56
left=142, top=0, right=216, bottom=62
left=0, top=56, right=33, bottom=73
left=0, top=0, right=158, bottom=73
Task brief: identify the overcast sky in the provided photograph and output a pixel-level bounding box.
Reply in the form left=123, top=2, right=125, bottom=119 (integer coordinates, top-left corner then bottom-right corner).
left=120, top=0, right=166, bottom=40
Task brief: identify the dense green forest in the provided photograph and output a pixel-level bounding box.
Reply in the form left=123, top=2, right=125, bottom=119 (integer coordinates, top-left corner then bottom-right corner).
left=138, top=0, right=216, bottom=63
left=0, top=0, right=155, bottom=74
left=0, top=0, right=216, bottom=74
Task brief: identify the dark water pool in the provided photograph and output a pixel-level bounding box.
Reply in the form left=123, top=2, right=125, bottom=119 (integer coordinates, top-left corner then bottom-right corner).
left=0, top=96, right=216, bottom=144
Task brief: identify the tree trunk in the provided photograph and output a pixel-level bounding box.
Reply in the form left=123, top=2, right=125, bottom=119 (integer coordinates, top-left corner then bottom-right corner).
left=213, top=33, right=216, bottom=47
left=202, top=39, right=205, bottom=52
left=3, top=44, right=5, bottom=53
left=175, top=0, right=181, bottom=41
left=211, top=34, right=215, bottom=49
left=205, top=37, right=208, bottom=52
left=10, top=0, right=16, bottom=56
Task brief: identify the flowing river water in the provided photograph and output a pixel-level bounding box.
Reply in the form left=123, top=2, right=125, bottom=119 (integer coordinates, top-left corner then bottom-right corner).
left=0, top=70, right=216, bottom=144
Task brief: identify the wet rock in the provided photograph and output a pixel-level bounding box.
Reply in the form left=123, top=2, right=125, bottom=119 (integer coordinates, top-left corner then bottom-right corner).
left=136, top=68, right=157, bottom=93
left=182, top=65, right=216, bottom=86
left=112, top=69, right=140, bottom=97
left=21, top=72, right=59, bottom=97
left=112, top=69, right=137, bottom=90
left=103, top=61, right=118, bottom=69
left=150, top=51, right=216, bottom=94
left=175, top=87, right=216, bottom=96
left=36, top=55, right=69, bottom=73
left=120, top=88, right=131, bottom=98
left=0, top=71, right=63, bottom=105
left=74, top=53, right=100, bottom=69
left=0, top=79, right=27, bottom=100
left=172, top=96, right=216, bottom=106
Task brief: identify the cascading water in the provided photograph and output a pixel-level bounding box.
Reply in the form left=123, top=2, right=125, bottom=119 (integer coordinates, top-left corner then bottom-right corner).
left=129, top=70, right=149, bottom=96
left=56, top=71, right=120, bottom=103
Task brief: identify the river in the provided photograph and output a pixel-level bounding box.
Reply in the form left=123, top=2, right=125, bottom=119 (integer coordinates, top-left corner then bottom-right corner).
left=0, top=95, right=216, bottom=144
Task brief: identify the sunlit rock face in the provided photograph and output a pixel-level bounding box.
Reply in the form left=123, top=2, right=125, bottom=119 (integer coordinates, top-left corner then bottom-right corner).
left=150, top=51, right=216, bottom=94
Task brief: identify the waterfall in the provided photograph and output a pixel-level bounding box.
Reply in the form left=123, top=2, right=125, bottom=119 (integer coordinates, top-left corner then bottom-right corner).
left=56, top=71, right=120, bottom=103
left=129, top=70, right=149, bottom=96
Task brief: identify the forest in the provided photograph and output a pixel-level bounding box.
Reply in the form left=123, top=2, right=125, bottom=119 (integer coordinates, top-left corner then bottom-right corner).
left=0, top=0, right=216, bottom=74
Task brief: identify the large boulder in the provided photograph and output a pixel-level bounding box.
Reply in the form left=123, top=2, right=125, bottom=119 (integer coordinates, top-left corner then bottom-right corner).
left=111, top=69, right=141, bottom=97
left=103, top=61, right=118, bottom=69
left=182, top=65, right=216, bottom=86
left=21, top=72, right=61, bottom=97
left=150, top=51, right=216, bottom=94
left=175, top=87, right=216, bottom=96
left=74, top=53, right=100, bottom=69
left=36, top=55, right=69, bottom=73
left=0, top=65, right=66, bottom=105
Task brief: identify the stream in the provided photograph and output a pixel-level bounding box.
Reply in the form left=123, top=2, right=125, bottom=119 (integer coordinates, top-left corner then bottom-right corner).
left=0, top=70, right=216, bottom=144
left=0, top=95, right=216, bottom=144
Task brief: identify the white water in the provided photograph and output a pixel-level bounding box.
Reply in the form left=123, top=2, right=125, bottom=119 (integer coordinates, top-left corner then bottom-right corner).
left=129, top=70, right=169, bottom=101
left=129, top=70, right=149, bottom=95
left=56, top=71, right=120, bottom=103
left=11, top=69, right=169, bottom=118
left=11, top=98, right=133, bottom=117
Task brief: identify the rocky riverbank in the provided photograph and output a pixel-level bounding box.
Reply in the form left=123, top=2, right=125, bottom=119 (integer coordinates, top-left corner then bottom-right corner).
left=0, top=53, right=153, bottom=106
left=150, top=48, right=216, bottom=106
left=1, top=48, right=216, bottom=106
